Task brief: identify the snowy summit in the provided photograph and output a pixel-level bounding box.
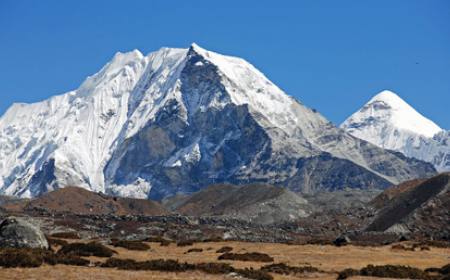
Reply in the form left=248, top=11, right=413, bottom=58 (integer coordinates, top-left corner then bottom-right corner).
left=342, top=90, right=449, bottom=172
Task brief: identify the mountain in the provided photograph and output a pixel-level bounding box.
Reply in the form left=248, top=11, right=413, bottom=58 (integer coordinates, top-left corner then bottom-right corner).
left=370, top=178, right=427, bottom=210
left=1, top=186, right=168, bottom=216
left=0, top=44, right=436, bottom=199
left=165, top=183, right=310, bottom=224
left=341, top=90, right=450, bottom=172
left=366, top=173, right=449, bottom=239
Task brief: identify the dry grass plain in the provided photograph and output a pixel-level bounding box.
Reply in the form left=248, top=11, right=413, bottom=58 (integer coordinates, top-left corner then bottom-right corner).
left=0, top=240, right=448, bottom=280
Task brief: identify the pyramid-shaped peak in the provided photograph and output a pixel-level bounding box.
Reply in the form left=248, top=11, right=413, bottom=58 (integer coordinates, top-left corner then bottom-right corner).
left=345, top=90, right=443, bottom=138
left=368, top=90, right=415, bottom=108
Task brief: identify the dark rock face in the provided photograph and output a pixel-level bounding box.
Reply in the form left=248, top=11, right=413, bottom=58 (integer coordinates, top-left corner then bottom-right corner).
left=286, top=154, right=392, bottom=193
left=0, top=217, right=48, bottom=249
left=28, top=158, right=57, bottom=197
left=107, top=102, right=271, bottom=200
left=104, top=46, right=436, bottom=200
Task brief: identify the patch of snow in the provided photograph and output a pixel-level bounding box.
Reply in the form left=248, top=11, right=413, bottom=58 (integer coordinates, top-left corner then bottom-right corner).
left=108, top=178, right=151, bottom=199
left=172, top=160, right=182, bottom=167
left=164, top=141, right=202, bottom=168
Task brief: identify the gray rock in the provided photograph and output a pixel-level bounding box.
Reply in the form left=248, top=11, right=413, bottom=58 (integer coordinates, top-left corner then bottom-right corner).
left=0, top=216, right=49, bottom=249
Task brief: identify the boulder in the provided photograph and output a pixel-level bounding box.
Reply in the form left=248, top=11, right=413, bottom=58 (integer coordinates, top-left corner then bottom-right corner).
left=0, top=217, right=49, bottom=249
left=333, top=235, right=351, bottom=247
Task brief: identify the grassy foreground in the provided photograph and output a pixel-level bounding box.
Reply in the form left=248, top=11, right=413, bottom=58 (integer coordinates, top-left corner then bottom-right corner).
left=0, top=240, right=448, bottom=280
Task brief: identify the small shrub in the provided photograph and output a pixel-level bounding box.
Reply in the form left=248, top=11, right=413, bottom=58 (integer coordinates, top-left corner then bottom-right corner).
left=41, top=251, right=58, bottom=265
left=236, top=268, right=274, bottom=280
left=337, top=268, right=360, bottom=279
left=435, top=264, right=450, bottom=276
left=160, top=240, right=171, bottom=246
left=0, top=248, right=91, bottom=268
left=425, top=267, right=441, bottom=274
left=58, top=241, right=115, bottom=257
left=51, top=232, right=80, bottom=239
left=53, top=254, right=90, bottom=266
left=185, top=248, right=203, bottom=254
left=143, top=236, right=162, bottom=242
left=391, top=244, right=405, bottom=250
left=422, top=241, right=450, bottom=248
left=196, top=262, right=234, bottom=274
left=101, top=258, right=140, bottom=269
left=102, top=258, right=195, bottom=271
left=47, top=237, right=69, bottom=248
left=360, top=264, right=429, bottom=279
left=408, top=243, right=431, bottom=251
left=261, top=263, right=319, bottom=275
left=144, top=236, right=171, bottom=244
left=142, top=259, right=195, bottom=272
left=176, top=240, right=194, bottom=247
left=216, top=246, right=233, bottom=253
left=218, top=252, right=274, bottom=263
left=111, top=240, right=150, bottom=251
left=101, top=257, right=272, bottom=280
left=42, top=250, right=90, bottom=267
left=0, top=248, right=44, bottom=268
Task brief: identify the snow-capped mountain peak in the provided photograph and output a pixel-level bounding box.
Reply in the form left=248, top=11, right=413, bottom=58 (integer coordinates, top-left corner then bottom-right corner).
left=0, top=47, right=436, bottom=199
left=342, top=90, right=449, bottom=172
left=365, top=90, right=442, bottom=137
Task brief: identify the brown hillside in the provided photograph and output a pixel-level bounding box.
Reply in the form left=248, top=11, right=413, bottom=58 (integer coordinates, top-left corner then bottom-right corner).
left=367, top=173, right=450, bottom=234
left=370, top=178, right=427, bottom=209
left=170, top=183, right=310, bottom=224
left=4, top=187, right=168, bottom=216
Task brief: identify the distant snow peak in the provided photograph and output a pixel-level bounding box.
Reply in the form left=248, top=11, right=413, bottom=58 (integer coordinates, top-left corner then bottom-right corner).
left=342, top=90, right=449, bottom=172
left=370, top=90, right=406, bottom=105
left=343, top=90, right=442, bottom=138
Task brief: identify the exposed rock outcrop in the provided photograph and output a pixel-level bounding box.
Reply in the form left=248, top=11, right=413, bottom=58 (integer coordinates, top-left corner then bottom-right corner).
left=0, top=216, right=48, bottom=249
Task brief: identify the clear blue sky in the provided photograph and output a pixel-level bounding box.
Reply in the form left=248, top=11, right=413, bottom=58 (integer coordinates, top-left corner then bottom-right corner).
left=1, top=0, right=449, bottom=128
